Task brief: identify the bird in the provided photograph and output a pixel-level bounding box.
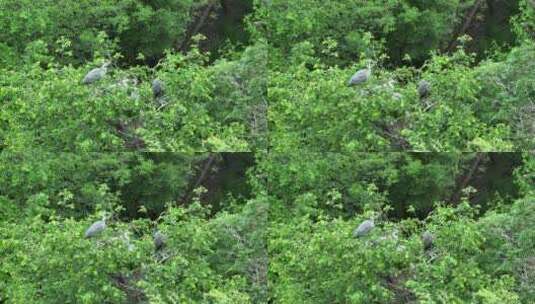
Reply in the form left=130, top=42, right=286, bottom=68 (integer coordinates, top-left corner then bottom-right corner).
left=421, top=230, right=434, bottom=250
left=152, top=79, right=164, bottom=99
left=153, top=231, right=166, bottom=250
left=353, top=219, right=375, bottom=238
left=82, top=62, right=111, bottom=85
left=348, top=68, right=371, bottom=86
left=418, top=80, right=431, bottom=99
left=84, top=217, right=106, bottom=238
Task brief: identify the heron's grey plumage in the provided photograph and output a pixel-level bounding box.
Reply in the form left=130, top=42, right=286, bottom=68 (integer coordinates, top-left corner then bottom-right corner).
left=348, top=68, right=371, bottom=86
left=82, top=62, right=110, bottom=85
left=152, top=79, right=164, bottom=99
left=153, top=231, right=166, bottom=250
left=84, top=219, right=106, bottom=238
left=418, top=80, right=431, bottom=99
left=422, top=230, right=434, bottom=250
left=353, top=219, right=375, bottom=238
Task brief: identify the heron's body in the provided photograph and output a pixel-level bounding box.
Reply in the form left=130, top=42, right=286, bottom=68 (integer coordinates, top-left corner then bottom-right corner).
left=422, top=230, right=434, bottom=250
left=418, top=80, right=431, bottom=99
left=153, top=231, right=166, bottom=250
left=82, top=63, right=110, bottom=85
left=152, top=79, right=164, bottom=98
left=348, top=68, right=371, bottom=86
left=353, top=219, right=374, bottom=238
left=84, top=219, right=106, bottom=238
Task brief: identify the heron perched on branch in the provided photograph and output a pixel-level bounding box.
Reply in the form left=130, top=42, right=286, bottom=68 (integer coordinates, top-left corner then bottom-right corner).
left=84, top=216, right=107, bottom=238
left=153, top=231, right=167, bottom=251
left=82, top=62, right=111, bottom=85
left=152, top=79, right=168, bottom=109
left=348, top=67, right=371, bottom=86
left=152, top=79, right=164, bottom=99
left=353, top=219, right=375, bottom=238
left=418, top=80, right=431, bottom=99
left=422, top=230, right=434, bottom=250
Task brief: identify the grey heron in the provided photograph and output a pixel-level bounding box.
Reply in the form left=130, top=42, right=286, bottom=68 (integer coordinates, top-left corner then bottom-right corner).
left=82, top=62, right=111, bottom=85
left=353, top=219, right=375, bottom=238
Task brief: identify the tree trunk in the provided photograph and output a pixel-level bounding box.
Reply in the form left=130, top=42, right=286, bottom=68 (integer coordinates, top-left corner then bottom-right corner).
left=446, top=0, right=485, bottom=52
left=450, top=153, right=485, bottom=204
left=179, top=1, right=217, bottom=52
left=180, top=154, right=218, bottom=205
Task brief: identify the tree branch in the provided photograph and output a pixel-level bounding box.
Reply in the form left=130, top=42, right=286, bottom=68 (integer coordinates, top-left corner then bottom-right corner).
left=109, top=270, right=147, bottom=303
left=179, top=1, right=217, bottom=52
left=180, top=154, right=217, bottom=205
left=445, top=0, right=485, bottom=52
left=450, top=152, right=485, bottom=204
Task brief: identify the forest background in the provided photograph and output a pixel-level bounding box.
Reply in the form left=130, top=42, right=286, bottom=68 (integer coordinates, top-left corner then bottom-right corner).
left=1, top=0, right=534, bottom=303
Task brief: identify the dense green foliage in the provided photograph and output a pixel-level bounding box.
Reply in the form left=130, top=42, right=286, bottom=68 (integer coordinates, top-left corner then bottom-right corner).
left=0, top=152, right=267, bottom=303
left=268, top=40, right=535, bottom=152
left=1, top=152, right=533, bottom=303
left=1, top=0, right=533, bottom=152
left=0, top=0, right=208, bottom=66
left=0, top=151, right=196, bottom=218
left=1, top=200, right=267, bottom=303
left=269, top=197, right=533, bottom=303
left=254, top=0, right=474, bottom=65
left=0, top=42, right=266, bottom=152
left=262, top=152, right=523, bottom=218
left=1, top=0, right=534, bottom=303
left=266, top=153, right=534, bottom=303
